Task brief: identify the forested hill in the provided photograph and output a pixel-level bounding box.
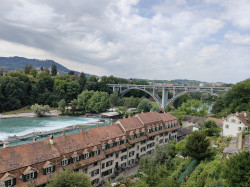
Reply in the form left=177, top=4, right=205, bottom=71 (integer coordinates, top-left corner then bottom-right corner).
left=0, top=56, right=76, bottom=74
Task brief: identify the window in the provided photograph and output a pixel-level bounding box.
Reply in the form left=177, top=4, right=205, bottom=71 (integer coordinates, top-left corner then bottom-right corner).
left=26, top=172, right=34, bottom=181
left=141, top=147, right=146, bottom=152
left=141, top=132, right=145, bottom=136
left=61, top=159, right=68, bottom=167
left=225, top=124, right=229, bottom=129
left=148, top=128, right=151, bottom=133
left=121, top=163, right=126, bottom=168
left=121, top=155, right=127, bottom=161
left=102, top=169, right=112, bottom=177
left=152, top=127, right=155, bottom=132
left=109, top=143, right=113, bottom=148
left=156, top=126, right=159, bottom=131
left=159, top=139, right=164, bottom=144
left=102, top=144, right=106, bottom=150
left=5, top=179, right=14, bottom=187
left=106, top=160, right=113, bottom=167
left=45, top=166, right=54, bottom=175
left=116, top=153, right=119, bottom=158
left=94, top=162, right=98, bottom=166
left=121, top=148, right=127, bottom=153
left=92, top=178, right=99, bottom=185
left=129, top=151, right=135, bottom=157
left=130, top=134, right=134, bottom=140
left=231, top=119, right=235, bottom=123
left=159, top=125, right=163, bottom=130
left=123, top=139, right=127, bottom=144
left=73, top=156, right=80, bottom=163
left=91, top=169, right=99, bottom=177
left=83, top=153, right=89, bottom=160
left=102, top=163, right=105, bottom=169
left=117, top=140, right=120, bottom=146
left=238, top=127, right=242, bottom=131
left=136, top=133, right=140, bottom=138
left=93, top=149, right=100, bottom=156
left=141, top=140, right=146, bottom=144
left=165, top=138, right=168, bottom=142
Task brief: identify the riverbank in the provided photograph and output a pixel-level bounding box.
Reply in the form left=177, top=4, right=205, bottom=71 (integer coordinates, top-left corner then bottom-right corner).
left=0, top=110, right=60, bottom=119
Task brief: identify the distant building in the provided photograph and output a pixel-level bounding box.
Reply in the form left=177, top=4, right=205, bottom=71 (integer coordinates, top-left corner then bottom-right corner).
left=0, top=68, right=8, bottom=75
left=222, top=112, right=250, bottom=137
left=182, top=115, right=206, bottom=127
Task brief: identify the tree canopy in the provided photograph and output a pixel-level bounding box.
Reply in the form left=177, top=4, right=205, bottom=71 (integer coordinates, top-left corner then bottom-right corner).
left=46, top=169, right=92, bottom=187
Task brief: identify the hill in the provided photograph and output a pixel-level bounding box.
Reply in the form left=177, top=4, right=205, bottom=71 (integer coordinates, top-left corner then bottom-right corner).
left=0, top=56, right=92, bottom=77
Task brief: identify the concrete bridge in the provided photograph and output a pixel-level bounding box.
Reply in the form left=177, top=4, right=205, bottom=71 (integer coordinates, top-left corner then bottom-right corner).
left=108, top=84, right=230, bottom=108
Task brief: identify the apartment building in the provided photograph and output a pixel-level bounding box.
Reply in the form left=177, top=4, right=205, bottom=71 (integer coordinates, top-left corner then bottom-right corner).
left=0, top=112, right=181, bottom=187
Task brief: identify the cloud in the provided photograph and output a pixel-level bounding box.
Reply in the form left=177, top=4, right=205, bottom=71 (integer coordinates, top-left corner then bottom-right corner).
left=0, top=0, right=249, bottom=83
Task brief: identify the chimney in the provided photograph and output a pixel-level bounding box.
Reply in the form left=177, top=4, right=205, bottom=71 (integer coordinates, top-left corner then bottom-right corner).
left=236, top=112, right=239, bottom=116
left=50, top=135, right=54, bottom=145
left=33, top=137, right=37, bottom=142
left=62, top=130, right=65, bottom=136
left=3, top=141, right=9, bottom=148
left=244, top=112, right=247, bottom=117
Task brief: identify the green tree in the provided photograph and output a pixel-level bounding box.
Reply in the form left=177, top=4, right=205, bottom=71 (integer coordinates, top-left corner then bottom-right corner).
left=24, top=64, right=33, bottom=74
left=77, top=90, right=95, bottom=112
left=185, top=131, right=212, bottom=160
left=79, top=72, right=87, bottom=90
left=222, top=151, right=250, bottom=187
left=110, top=91, right=124, bottom=106
left=203, top=120, right=219, bottom=136
left=66, top=81, right=81, bottom=102
left=46, top=169, right=92, bottom=187
left=31, top=104, right=50, bottom=117
left=51, top=64, right=57, bottom=76
left=29, top=68, right=38, bottom=77
left=88, top=91, right=110, bottom=113
left=70, top=99, right=78, bottom=113
left=175, top=139, right=188, bottom=157
left=58, top=99, right=66, bottom=114
left=137, top=98, right=151, bottom=112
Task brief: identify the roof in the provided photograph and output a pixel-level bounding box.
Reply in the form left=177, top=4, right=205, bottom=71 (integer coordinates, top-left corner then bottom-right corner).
left=206, top=117, right=223, bottom=126
left=118, top=116, right=144, bottom=131
left=244, top=134, right=250, bottom=151
left=178, top=126, right=194, bottom=137
left=137, top=111, right=163, bottom=124
left=183, top=115, right=206, bottom=123
left=0, top=124, right=125, bottom=174
left=0, top=172, right=15, bottom=181
left=237, top=113, right=250, bottom=127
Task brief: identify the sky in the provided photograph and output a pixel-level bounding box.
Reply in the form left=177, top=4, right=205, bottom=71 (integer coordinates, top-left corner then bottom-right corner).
left=0, top=0, right=250, bottom=83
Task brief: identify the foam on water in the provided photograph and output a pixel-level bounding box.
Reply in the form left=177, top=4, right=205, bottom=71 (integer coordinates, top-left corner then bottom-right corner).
left=0, top=117, right=99, bottom=141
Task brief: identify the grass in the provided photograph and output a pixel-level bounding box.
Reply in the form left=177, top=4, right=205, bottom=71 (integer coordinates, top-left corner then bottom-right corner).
left=151, top=102, right=160, bottom=108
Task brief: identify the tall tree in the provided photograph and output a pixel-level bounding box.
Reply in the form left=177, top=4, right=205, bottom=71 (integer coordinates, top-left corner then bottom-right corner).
left=24, top=64, right=33, bottom=74
left=137, top=98, right=151, bottom=112
left=79, top=72, right=87, bottom=90
left=51, top=64, right=57, bottom=76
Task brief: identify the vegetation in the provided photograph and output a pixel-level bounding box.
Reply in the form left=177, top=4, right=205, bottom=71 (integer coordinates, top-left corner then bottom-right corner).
left=46, top=169, right=92, bottom=187
left=185, top=131, right=213, bottom=160
left=137, top=98, right=152, bottom=113
left=31, top=104, right=50, bottom=117
left=212, top=79, right=250, bottom=117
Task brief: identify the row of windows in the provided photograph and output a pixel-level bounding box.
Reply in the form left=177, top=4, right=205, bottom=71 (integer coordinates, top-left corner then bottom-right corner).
left=91, top=169, right=99, bottom=177
left=102, top=169, right=112, bottom=177
left=147, top=142, right=155, bottom=149
left=102, top=139, right=127, bottom=150
left=130, top=131, right=146, bottom=140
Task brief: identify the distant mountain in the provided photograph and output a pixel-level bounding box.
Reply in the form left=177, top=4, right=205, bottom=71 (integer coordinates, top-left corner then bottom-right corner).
left=0, top=56, right=91, bottom=77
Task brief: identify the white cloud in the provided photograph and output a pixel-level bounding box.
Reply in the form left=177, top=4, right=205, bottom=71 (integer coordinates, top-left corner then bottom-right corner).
left=0, top=0, right=249, bottom=83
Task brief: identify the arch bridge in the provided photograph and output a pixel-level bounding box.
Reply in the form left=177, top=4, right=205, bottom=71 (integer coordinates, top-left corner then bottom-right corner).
left=108, top=84, right=230, bottom=108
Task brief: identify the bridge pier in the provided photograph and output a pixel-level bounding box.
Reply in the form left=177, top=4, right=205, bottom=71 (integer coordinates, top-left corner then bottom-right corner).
left=161, top=88, right=168, bottom=108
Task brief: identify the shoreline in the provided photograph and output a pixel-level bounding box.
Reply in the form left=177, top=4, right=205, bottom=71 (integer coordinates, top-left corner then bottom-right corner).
left=0, top=110, right=60, bottom=119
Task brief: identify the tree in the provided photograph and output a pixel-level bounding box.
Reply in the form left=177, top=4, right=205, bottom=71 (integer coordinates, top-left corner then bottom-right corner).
left=77, top=90, right=95, bottom=112
left=79, top=72, right=87, bottom=90
left=24, top=64, right=33, bottom=74
left=137, top=98, right=151, bottom=112
left=66, top=81, right=81, bottom=102
left=87, top=91, right=110, bottom=113
left=29, top=68, right=38, bottom=77
left=110, top=91, right=124, bottom=106
left=31, top=104, right=50, bottom=117
left=175, top=139, right=188, bottom=157
left=46, top=169, right=92, bottom=187
left=51, top=64, right=57, bottom=76
left=222, top=151, right=250, bottom=187
left=203, top=120, right=219, bottom=136
left=58, top=99, right=66, bottom=114
left=70, top=99, right=78, bottom=113
left=185, top=131, right=212, bottom=160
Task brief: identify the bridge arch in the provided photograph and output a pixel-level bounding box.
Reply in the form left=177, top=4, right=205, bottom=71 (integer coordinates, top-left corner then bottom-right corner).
left=166, top=91, right=218, bottom=106
left=120, top=87, right=162, bottom=107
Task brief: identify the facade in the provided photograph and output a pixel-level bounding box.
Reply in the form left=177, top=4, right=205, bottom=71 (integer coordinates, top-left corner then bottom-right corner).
left=222, top=112, right=250, bottom=137
left=0, top=112, right=181, bottom=187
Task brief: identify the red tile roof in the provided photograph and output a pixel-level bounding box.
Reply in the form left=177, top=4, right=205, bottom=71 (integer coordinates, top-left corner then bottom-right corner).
left=118, top=116, right=144, bottom=131
left=137, top=111, right=163, bottom=124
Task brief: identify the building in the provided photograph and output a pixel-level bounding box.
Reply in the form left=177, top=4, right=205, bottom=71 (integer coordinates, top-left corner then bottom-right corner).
left=0, top=112, right=181, bottom=187
left=222, top=112, right=250, bottom=137
left=177, top=124, right=200, bottom=141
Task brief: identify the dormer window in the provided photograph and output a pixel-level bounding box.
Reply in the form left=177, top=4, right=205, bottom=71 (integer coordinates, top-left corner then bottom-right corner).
left=1, top=173, right=16, bottom=187
left=156, top=126, right=159, bottom=131
left=117, top=140, right=121, bottom=146
left=61, top=158, right=69, bottom=167
left=152, top=126, right=155, bottom=132
left=93, top=149, right=100, bottom=156
left=123, top=138, right=127, bottom=144
left=43, top=161, right=55, bottom=175
left=102, top=144, right=106, bottom=150
left=23, top=166, right=37, bottom=182
left=73, top=156, right=80, bottom=163
left=136, top=133, right=140, bottom=138
left=83, top=152, right=89, bottom=159
left=148, top=128, right=152, bottom=133
left=159, top=125, right=163, bottom=130
left=109, top=142, right=114, bottom=148
left=130, top=134, right=134, bottom=140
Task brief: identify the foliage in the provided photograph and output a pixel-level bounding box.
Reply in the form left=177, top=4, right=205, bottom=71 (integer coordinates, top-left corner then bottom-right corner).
left=31, top=104, right=50, bottom=117
left=70, top=99, right=78, bottom=113
left=212, top=79, right=250, bottom=116
left=124, top=96, right=144, bottom=108
left=222, top=151, right=250, bottom=187
left=137, top=98, right=151, bottom=112
left=51, top=64, right=57, bottom=76
left=175, top=139, right=188, bottom=157
left=87, top=91, right=110, bottom=113
left=110, top=91, right=124, bottom=106
left=45, top=169, right=92, bottom=187
left=202, top=120, right=219, bottom=136
left=58, top=99, right=66, bottom=114
left=185, top=131, right=212, bottom=160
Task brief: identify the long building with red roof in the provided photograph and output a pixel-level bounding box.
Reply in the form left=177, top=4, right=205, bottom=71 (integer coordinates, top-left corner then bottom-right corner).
left=0, top=111, right=181, bottom=187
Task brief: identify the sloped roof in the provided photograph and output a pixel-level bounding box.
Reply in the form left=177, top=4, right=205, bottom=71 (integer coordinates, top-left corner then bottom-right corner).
left=136, top=111, right=163, bottom=124
left=183, top=115, right=206, bottom=123
left=118, top=116, right=144, bottom=131
left=237, top=113, right=250, bottom=127
left=206, top=117, right=223, bottom=126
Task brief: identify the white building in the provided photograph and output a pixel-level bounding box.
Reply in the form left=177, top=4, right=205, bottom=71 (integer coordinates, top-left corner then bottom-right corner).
left=222, top=112, right=250, bottom=137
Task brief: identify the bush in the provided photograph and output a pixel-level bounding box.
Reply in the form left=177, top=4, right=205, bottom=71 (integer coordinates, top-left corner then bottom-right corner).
left=31, top=104, right=50, bottom=117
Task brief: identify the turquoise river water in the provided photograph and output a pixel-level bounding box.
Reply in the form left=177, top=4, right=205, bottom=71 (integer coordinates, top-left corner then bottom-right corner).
left=0, top=117, right=111, bottom=147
